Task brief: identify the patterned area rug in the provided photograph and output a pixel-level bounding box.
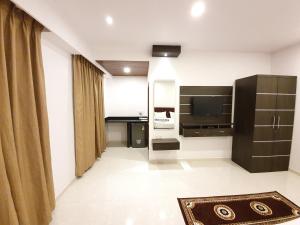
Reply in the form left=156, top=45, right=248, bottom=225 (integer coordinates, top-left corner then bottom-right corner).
left=178, top=192, right=300, bottom=225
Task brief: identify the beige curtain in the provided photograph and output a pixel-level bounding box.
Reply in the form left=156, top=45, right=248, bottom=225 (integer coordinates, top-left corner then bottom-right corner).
left=0, top=0, right=55, bottom=225
left=73, top=55, right=106, bottom=177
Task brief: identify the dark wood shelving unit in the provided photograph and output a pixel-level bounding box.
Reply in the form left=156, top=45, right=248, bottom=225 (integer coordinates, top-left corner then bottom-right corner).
left=179, top=86, right=234, bottom=137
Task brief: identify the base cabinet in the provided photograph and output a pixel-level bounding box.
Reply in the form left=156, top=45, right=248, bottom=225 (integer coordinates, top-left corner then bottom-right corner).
left=232, top=75, right=297, bottom=173
left=250, top=156, right=290, bottom=173
left=131, top=123, right=147, bottom=148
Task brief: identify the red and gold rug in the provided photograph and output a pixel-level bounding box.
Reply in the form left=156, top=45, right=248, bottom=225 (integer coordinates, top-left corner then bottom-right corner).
left=178, top=192, right=300, bottom=225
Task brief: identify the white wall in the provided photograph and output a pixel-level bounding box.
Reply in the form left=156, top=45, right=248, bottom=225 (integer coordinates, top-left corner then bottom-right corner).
left=12, top=0, right=108, bottom=74
left=104, top=76, right=148, bottom=117
left=148, top=51, right=271, bottom=160
left=271, top=44, right=300, bottom=173
left=154, top=80, right=176, bottom=107
left=42, top=33, right=76, bottom=198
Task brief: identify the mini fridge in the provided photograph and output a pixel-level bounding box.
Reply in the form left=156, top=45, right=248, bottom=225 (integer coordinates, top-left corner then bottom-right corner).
left=131, top=122, right=147, bottom=148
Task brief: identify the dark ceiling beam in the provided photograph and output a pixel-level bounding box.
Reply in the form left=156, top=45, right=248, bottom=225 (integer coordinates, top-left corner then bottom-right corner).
left=96, top=60, right=149, bottom=76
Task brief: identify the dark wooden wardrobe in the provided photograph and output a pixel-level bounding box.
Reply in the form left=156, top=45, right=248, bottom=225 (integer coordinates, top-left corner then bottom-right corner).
left=232, top=75, right=297, bottom=173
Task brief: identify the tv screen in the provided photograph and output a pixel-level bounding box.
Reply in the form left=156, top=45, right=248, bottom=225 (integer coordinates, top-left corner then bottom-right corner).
left=192, top=97, right=223, bottom=116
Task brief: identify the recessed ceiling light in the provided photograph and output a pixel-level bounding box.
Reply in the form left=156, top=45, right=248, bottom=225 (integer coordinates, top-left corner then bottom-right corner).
left=105, top=16, right=113, bottom=25
left=123, top=67, right=131, bottom=74
left=164, top=53, right=168, bottom=57
left=191, top=1, right=205, bottom=17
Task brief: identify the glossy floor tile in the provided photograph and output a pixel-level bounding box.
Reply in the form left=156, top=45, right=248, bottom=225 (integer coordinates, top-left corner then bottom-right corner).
left=50, top=147, right=300, bottom=225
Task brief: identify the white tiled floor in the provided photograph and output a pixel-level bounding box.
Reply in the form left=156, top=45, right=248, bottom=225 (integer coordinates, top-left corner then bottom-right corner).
left=50, top=147, right=300, bottom=225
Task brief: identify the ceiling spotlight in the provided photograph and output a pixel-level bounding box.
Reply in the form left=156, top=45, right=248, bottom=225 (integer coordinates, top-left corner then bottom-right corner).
left=105, top=16, right=113, bottom=25
left=191, top=1, right=205, bottom=17
left=123, top=67, right=131, bottom=74
left=164, top=53, right=168, bottom=57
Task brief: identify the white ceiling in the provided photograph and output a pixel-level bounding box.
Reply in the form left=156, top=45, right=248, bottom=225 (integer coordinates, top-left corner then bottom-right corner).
left=45, top=0, right=300, bottom=56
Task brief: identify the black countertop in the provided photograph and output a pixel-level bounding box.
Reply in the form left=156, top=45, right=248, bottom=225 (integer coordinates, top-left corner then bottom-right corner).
left=105, top=116, right=148, bottom=123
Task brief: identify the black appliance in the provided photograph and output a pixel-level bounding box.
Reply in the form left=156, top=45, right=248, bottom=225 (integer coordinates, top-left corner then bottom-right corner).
left=192, top=97, right=223, bottom=116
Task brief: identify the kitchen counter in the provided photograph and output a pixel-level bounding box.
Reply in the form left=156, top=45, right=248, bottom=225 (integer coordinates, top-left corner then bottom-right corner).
left=105, top=117, right=148, bottom=147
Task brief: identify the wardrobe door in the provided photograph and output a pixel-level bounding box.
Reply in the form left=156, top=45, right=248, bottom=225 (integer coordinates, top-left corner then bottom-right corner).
left=251, top=77, right=276, bottom=172
left=276, top=95, right=296, bottom=109
left=253, top=127, right=274, bottom=141
left=276, top=76, right=296, bottom=110
left=272, top=110, right=294, bottom=156
left=255, top=76, right=277, bottom=109
left=273, top=126, right=294, bottom=140
left=271, top=76, right=297, bottom=171
left=251, top=157, right=273, bottom=173
left=277, top=77, right=297, bottom=94
left=257, top=76, right=277, bottom=93
left=276, top=111, right=295, bottom=125
left=254, top=77, right=277, bottom=141
left=272, top=126, right=293, bottom=171
left=272, top=156, right=290, bottom=171
left=254, top=111, right=276, bottom=125
left=272, top=141, right=292, bottom=155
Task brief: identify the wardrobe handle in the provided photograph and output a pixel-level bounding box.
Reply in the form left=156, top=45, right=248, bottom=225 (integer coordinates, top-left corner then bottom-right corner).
left=272, top=115, right=276, bottom=129
left=277, top=115, right=280, bottom=129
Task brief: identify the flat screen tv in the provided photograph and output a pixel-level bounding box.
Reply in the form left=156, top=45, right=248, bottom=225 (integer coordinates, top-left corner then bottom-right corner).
left=192, top=97, right=223, bottom=116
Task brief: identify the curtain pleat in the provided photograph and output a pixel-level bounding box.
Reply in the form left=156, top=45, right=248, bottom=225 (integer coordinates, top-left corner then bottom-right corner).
left=0, top=0, right=55, bottom=225
left=95, top=74, right=106, bottom=156
left=73, top=55, right=106, bottom=177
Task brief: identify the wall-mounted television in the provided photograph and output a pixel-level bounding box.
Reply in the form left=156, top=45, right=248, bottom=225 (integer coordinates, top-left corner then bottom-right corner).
left=192, top=97, right=223, bottom=116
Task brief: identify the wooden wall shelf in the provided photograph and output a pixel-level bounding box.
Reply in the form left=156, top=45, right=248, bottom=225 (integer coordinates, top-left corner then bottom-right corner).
left=152, top=138, right=180, bottom=151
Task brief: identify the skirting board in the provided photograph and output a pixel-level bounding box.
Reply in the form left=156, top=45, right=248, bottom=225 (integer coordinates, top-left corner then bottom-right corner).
left=55, top=178, right=76, bottom=200
left=107, top=141, right=127, bottom=147
left=289, top=169, right=300, bottom=176
left=149, top=149, right=232, bottom=161
left=149, top=158, right=233, bottom=165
